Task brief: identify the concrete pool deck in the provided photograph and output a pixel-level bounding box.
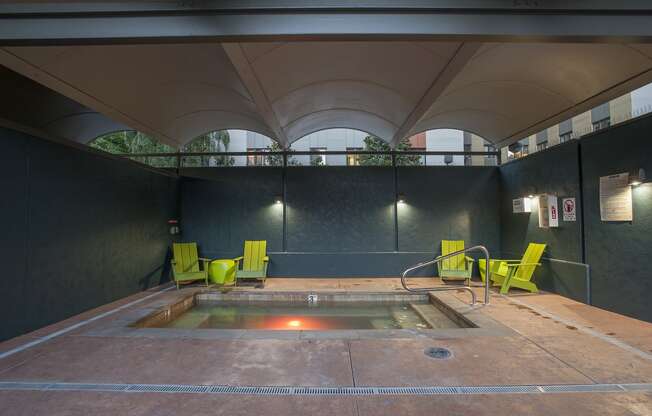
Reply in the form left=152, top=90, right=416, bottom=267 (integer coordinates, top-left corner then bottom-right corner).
left=1, top=278, right=652, bottom=415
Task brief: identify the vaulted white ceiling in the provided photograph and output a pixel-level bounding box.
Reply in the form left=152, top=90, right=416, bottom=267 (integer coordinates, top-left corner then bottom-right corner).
left=2, top=41, right=652, bottom=148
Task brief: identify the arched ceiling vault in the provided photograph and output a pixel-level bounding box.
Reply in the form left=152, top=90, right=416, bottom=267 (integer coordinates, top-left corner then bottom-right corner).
left=2, top=41, right=652, bottom=149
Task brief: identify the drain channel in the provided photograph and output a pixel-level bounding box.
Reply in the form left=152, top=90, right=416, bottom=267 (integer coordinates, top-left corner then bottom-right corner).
left=1, top=381, right=650, bottom=396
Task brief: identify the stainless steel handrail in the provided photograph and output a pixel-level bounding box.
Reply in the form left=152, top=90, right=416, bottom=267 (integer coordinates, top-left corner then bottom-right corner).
left=400, top=245, right=491, bottom=305
left=542, top=257, right=591, bottom=305
left=502, top=250, right=592, bottom=305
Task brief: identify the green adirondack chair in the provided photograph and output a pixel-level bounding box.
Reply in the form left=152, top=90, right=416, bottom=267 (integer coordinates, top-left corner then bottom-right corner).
left=437, top=240, right=474, bottom=285
left=171, top=242, right=210, bottom=289
left=478, top=243, right=546, bottom=294
left=234, top=240, right=269, bottom=282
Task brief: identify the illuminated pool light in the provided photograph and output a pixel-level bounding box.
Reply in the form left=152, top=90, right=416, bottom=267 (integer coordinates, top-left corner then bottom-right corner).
left=287, top=320, right=302, bottom=328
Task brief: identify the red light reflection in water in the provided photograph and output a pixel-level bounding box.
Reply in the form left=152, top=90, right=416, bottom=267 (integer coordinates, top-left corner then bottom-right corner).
left=261, top=315, right=337, bottom=330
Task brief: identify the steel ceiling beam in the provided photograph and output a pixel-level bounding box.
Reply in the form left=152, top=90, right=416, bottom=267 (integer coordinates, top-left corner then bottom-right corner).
left=2, top=3, right=652, bottom=46
left=3, top=1, right=652, bottom=14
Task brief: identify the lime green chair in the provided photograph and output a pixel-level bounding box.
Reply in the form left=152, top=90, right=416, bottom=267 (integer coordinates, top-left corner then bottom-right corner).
left=479, top=243, right=546, bottom=294
left=234, top=240, right=269, bottom=282
left=171, top=242, right=210, bottom=289
left=437, top=240, right=474, bottom=285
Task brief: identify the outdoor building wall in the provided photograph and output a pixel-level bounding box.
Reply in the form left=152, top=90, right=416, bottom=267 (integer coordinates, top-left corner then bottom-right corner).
left=631, top=83, right=652, bottom=116
left=527, top=134, right=536, bottom=154
left=289, top=128, right=368, bottom=166
left=501, top=147, right=509, bottom=163
left=580, top=115, right=652, bottom=322
left=426, top=129, right=465, bottom=165
left=226, top=130, right=248, bottom=166
left=0, top=127, right=179, bottom=341
left=468, top=133, right=488, bottom=166
left=547, top=124, right=560, bottom=147
left=500, top=114, right=652, bottom=322
left=572, top=111, right=592, bottom=139
left=610, top=94, right=633, bottom=125
left=180, top=166, right=500, bottom=277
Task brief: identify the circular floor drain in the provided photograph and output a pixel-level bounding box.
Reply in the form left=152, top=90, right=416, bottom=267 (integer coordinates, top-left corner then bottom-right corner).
left=424, top=347, right=452, bottom=359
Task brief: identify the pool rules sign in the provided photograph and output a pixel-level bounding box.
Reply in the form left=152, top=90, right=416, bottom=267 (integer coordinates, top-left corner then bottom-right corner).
left=562, top=198, right=576, bottom=221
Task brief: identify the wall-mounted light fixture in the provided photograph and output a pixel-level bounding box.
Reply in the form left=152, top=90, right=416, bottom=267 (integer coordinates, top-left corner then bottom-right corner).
left=528, top=194, right=535, bottom=199
left=274, top=195, right=283, bottom=205
left=397, top=194, right=406, bottom=204
left=629, top=168, right=647, bottom=187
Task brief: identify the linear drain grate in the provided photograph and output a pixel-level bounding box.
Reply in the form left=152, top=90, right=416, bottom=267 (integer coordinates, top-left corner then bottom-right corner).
left=541, top=384, right=624, bottom=393
left=48, top=383, right=128, bottom=392
left=457, top=385, right=540, bottom=394
left=0, top=382, right=52, bottom=390
left=621, top=383, right=652, bottom=391
left=1, top=381, right=650, bottom=396
left=126, top=384, right=209, bottom=393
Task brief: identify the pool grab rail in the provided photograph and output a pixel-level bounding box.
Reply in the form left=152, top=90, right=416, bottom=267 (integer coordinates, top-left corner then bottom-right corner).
left=400, top=245, right=491, bottom=306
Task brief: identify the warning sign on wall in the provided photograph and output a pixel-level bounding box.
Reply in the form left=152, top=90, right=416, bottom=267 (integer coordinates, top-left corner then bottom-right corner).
left=538, top=194, right=559, bottom=228
left=562, top=198, right=576, bottom=221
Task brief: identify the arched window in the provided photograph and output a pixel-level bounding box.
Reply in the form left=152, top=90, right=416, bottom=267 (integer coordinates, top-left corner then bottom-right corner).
left=89, top=131, right=177, bottom=167
left=405, top=129, right=495, bottom=167
left=181, top=130, right=280, bottom=167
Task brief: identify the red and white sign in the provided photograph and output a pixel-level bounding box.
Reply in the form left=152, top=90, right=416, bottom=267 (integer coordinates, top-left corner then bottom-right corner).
left=538, top=194, right=559, bottom=228
left=562, top=198, right=576, bottom=221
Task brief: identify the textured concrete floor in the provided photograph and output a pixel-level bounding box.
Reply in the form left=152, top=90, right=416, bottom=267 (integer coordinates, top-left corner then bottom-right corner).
left=1, top=278, right=652, bottom=415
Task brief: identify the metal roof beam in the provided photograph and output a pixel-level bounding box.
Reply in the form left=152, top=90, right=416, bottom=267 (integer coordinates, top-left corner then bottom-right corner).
left=3, top=9, right=652, bottom=45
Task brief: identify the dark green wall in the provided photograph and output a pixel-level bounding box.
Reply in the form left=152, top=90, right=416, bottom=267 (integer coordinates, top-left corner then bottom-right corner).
left=180, top=166, right=500, bottom=277
left=286, top=167, right=396, bottom=253
left=499, top=115, right=652, bottom=322
left=398, top=167, right=501, bottom=256
left=181, top=168, right=284, bottom=254
left=0, top=128, right=178, bottom=341
left=499, top=141, right=587, bottom=302
left=581, top=116, right=652, bottom=322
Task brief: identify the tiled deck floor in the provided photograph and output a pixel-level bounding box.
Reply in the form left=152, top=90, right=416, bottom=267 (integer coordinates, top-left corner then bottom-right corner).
left=1, top=278, right=651, bottom=415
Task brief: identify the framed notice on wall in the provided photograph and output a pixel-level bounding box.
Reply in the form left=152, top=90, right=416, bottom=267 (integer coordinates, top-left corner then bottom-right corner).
left=600, top=173, right=632, bottom=221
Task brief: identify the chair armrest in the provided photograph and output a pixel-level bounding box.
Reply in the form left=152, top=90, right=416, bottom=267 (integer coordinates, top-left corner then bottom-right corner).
left=505, top=262, right=541, bottom=268
left=170, top=259, right=177, bottom=265
left=200, top=258, right=211, bottom=269
left=263, top=256, right=269, bottom=262
left=233, top=256, right=244, bottom=262
left=464, top=256, right=475, bottom=263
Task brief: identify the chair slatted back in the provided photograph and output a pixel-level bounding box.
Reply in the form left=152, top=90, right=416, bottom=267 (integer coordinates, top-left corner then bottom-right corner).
left=243, top=240, right=267, bottom=272
left=441, top=240, right=466, bottom=271
left=172, top=243, right=200, bottom=274
left=515, top=243, right=546, bottom=281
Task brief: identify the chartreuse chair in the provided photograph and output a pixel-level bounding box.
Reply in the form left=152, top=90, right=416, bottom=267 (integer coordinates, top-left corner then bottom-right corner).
left=171, top=242, right=210, bottom=289
left=478, top=243, right=546, bottom=294
left=437, top=240, right=474, bottom=285
left=234, top=240, right=269, bottom=283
